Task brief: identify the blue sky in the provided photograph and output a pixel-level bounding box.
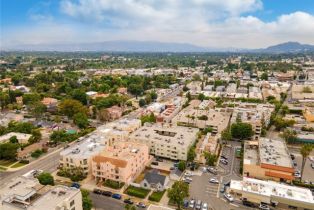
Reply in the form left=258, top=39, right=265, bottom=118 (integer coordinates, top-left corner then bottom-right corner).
left=1, top=0, right=314, bottom=49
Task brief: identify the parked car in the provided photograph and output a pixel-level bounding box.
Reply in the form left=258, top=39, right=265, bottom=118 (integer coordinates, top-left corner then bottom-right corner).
left=202, top=202, right=208, bottom=210
left=224, top=181, right=231, bottom=187
left=293, top=161, right=297, bottom=167
left=220, top=185, right=225, bottom=193
left=221, top=155, right=228, bottom=160
left=243, top=200, right=255, bottom=207
left=189, top=199, right=195, bottom=208
left=207, top=167, right=218, bottom=175
left=93, top=189, right=102, bottom=195
left=294, top=170, right=301, bottom=178
left=184, top=171, right=193, bottom=177
left=137, top=202, right=146, bottom=208
left=290, top=154, right=295, bottom=160
left=224, top=193, right=234, bottom=202
left=259, top=204, right=270, bottom=210
left=111, top=193, right=121, bottom=200
left=308, top=156, right=314, bottom=162
left=183, top=199, right=189, bottom=208
left=102, top=191, right=113, bottom=197
left=156, top=157, right=163, bottom=162
left=220, top=159, right=228, bottom=165
left=124, top=198, right=134, bottom=205
left=151, top=161, right=159, bottom=166
left=195, top=200, right=202, bottom=210
left=71, top=182, right=80, bottom=189
left=209, top=178, right=219, bottom=184
left=311, top=163, right=314, bottom=169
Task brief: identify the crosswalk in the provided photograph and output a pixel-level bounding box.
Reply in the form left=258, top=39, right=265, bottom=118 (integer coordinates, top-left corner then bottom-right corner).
left=205, top=183, right=219, bottom=197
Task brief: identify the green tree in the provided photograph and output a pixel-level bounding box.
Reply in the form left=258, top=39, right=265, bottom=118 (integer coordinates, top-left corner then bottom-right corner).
left=280, top=129, right=297, bottom=144
left=0, top=143, right=19, bottom=160
left=260, top=72, right=268, bottom=80
left=140, top=113, right=156, bottom=125
left=300, top=145, right=313, bottom=180
left=72, top=89, right=88, bottom=105
left=73, top=113, right=89, bottom=129
left=22, top=93, right=41, bottom=105
left=187, top=146, right=196, bottom=162
left=29, top=102, right=47, bottom=118
left=231, top=122, right=254, bottom=140
left=9, top=135, right=18, bottom=144
left=81, top=189, right=93, bottom=210
left=139, top=98, right=146, bottom=107
left=58, top=99, right=88, bottom=118
left=37, top=172, right=54, bottom=185
left=177, top=161, right=186, bottom=172
left=167, top=181, right=189, bottom=210
left=221, top=128, right=232, bottom=141
left=204, top=152, right=217, bottom=166
left=198, top=93, right=206, bottom=101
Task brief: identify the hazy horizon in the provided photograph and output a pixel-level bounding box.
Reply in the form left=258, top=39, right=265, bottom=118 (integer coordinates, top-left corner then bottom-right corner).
left=1, top=0, right=314, bottom=49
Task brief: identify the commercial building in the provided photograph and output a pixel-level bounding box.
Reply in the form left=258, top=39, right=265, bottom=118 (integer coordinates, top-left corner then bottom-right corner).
left=0, top=176, right=82, bottom=210
left=243, top=138, right=294, bottom=182
left=230, top=177, right=314, bottom=210
left=91, top=141, right=150, bottom=184
left=129, top=123, right=198, bottom=160
left=230, top=103, right=275, bottom=140
left=291, top=84, right=314, bottom=101
left=0, top=132, right=32, bottom=144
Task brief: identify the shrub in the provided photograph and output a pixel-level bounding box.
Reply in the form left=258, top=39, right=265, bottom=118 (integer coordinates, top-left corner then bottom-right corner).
left=103, top=179, right=125, bottom=189
left=19, top=159, right=30, bottom=164
left=125, top=186, right=150, bottom=198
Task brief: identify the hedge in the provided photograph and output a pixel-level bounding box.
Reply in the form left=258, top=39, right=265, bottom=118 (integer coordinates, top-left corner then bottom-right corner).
left=125, top=186, right=150, bottom=198
left=104, top=179, right=125, bottom=189
left=148, top=190, right=166, bottom=202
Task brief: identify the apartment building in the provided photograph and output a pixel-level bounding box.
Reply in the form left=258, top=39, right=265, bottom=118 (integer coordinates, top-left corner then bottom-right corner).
left=172, top=105, right=231, bottom=133
left=91, top=141, right=150, bottom=184
left=59, top=127, right=111, bottom=176
left=0, top=176, right=82, bottom=210
left=230, top=177, right=314, bottom=210
left=105, top=118, right=141, bottom=133
left=230, top=103, right=275, bottom=139
left=243, top=138, right=294, bottom=182
left=129, top=124, right=198, bottom=160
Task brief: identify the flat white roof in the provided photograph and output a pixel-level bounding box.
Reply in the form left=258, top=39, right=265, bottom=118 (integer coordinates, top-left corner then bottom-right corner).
left=230, top=177, right=314, bottom=204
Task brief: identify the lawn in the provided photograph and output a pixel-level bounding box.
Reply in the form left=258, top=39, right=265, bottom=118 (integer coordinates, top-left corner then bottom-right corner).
left=125, top=186, right=150, bottom=198
left=0, top=159, right=16, bottom=167
left=11, top=162, right=27, bottom=168
left=0, top=166, right=7, bottom=171
left=148, top=190, right=166, bottom=202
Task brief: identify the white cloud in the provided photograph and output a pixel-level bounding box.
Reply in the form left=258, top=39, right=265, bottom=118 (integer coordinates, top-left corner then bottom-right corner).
left=1, top=0, right=314, bottom=49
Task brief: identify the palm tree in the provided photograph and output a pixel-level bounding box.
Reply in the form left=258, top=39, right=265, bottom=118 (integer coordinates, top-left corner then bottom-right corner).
left=300, top=144, right=313, bottom=180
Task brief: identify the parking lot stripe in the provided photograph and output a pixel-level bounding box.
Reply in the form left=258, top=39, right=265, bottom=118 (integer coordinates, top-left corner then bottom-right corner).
left=230, top=203, right=239, bottom=207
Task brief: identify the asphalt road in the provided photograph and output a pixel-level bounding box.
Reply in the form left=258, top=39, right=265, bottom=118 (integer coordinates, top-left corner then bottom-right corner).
left=0, top=149, right=61, bottom=186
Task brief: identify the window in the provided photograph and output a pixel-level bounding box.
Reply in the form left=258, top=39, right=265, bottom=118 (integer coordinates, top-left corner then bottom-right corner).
left=70, top=200, right=75, bottom=206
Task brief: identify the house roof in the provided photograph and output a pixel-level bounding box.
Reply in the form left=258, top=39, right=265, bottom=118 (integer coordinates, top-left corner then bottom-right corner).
left=144, top=171, right=167, bottom=185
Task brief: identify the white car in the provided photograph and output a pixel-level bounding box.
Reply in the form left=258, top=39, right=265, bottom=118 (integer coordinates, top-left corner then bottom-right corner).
left=224, top=193, right=234, bottom=202
left=294, top=170, right=301, bottom=178
left=309, top=156, right=314, bottom=162
left=202, top=202, right=208, bottom=210
left=209, top=178, right=219, bottom=184
left=189, top=199, right=195, bottom=208
left=259, top=204, right=270, bottom=210
left=184, top=171, right=193, bottom=177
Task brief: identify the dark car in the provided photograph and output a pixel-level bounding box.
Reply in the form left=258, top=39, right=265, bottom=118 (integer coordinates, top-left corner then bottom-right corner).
left=93, top=189, right=103, bottom=195
left=183, top=199, right=189, bottom=208
left=243, top=200, right=255, bottom=207
left=112, top=193, right=122, bottom=200
left=102, top=191, right=113, bottom=197
left=71, top=182, right=80, bottom=189
left=124, top=198, right=134, bottom=205
left=290, top=154, right=295, bottom=160
left=152, top=161, right=159, bottom=165
left=221, top=155, right=228, bottom=160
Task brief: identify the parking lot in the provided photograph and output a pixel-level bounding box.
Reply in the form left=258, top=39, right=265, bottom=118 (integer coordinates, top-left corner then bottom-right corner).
left=290, top=152, right=314, bottom=182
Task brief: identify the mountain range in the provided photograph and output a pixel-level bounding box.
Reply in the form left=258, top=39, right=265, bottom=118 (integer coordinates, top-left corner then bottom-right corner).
left=3, top=41, right=314, bottom=53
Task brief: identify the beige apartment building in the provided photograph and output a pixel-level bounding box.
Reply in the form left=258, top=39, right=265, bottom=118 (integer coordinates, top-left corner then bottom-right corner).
left=243, top=138, right=294, bottom=182
left=91, top=141, right=150, bottom=184
left=129, top=123, right=199, bottom=160
left=172, top=106, right=231, bottom=134
left=0, top=176, right=82, bottom=210
left=230, top=103, right=275, bottom=140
